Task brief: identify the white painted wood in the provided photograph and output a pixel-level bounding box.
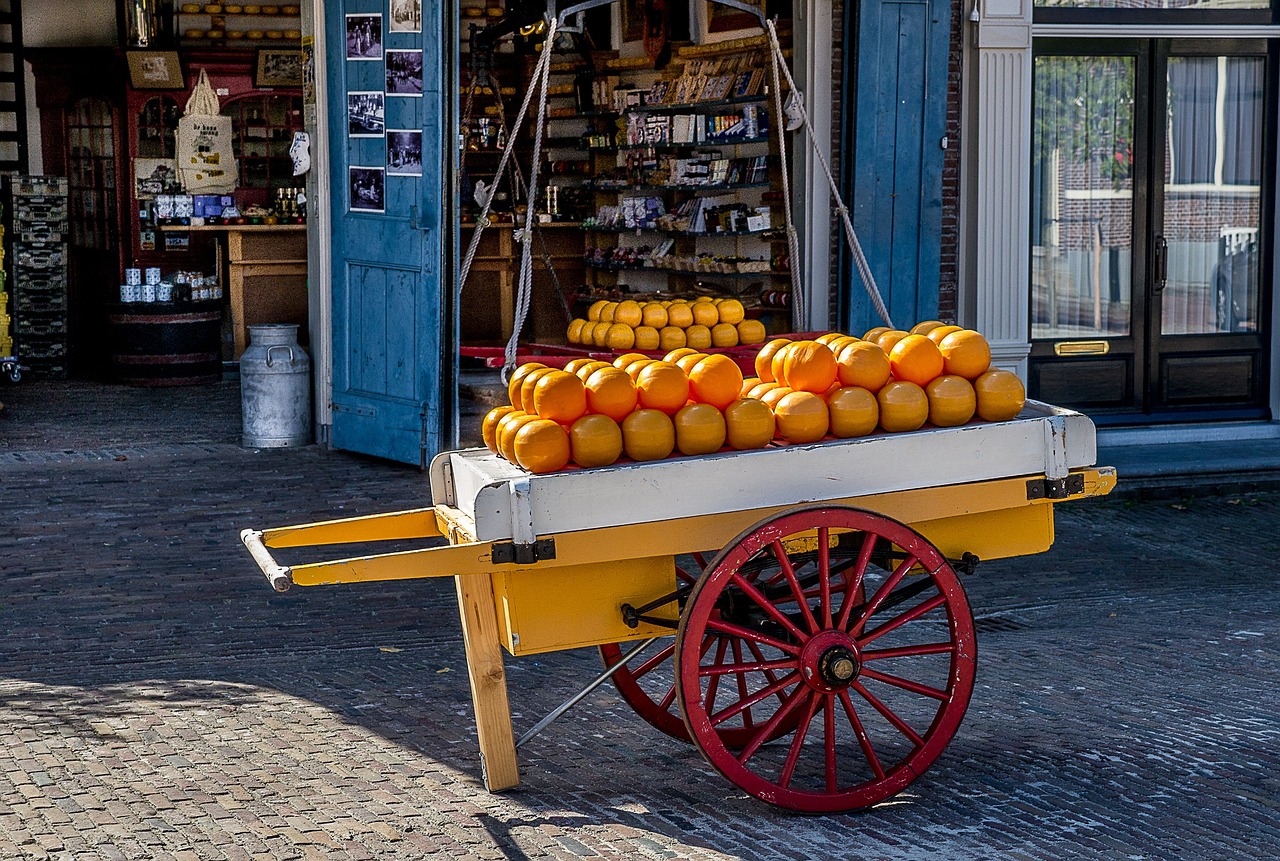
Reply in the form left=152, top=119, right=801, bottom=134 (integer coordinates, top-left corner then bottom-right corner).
left=1034, top=24, right=1280, bottom=39
left=303, top=0, right=334, bottom=439
left=969, top=1, right=1034, bottom=381
left=431, top=402, right=1100, bottom=543
left=794, top=0, right=834, bottom=331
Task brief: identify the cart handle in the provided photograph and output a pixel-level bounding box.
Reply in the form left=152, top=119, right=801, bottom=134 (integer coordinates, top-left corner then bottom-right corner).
left=240, top=529, right=294, bottom=593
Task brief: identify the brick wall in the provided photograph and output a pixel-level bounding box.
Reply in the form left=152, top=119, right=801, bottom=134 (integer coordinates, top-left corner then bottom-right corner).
left=827, top=0, right=845, bottom=330
left=938, top=0, right=964, bottom=324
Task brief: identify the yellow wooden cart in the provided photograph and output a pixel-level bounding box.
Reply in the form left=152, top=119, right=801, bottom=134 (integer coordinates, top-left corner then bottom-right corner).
left=242, top=401, right=1115, bottom=813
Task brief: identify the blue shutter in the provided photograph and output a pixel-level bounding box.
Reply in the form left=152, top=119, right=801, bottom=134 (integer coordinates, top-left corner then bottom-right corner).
left=846, top=0, right=950, bottom=334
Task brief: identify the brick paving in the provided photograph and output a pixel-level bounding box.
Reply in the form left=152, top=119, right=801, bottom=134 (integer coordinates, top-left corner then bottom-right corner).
left=1, top=380, right=1278, bottom=859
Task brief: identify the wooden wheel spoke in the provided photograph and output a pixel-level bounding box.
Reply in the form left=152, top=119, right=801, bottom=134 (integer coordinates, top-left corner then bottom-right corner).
left=858, top=592, right=948, bottom=645
left=626, top=641, right=677, bottom=679
left=818, top=527, right=833, bottom=628
left=710, top=670, right=800, bottom=728
left=770, top=539, right=819, bottom=633
left=698, top=656, right=797, bottom=677
left=824, top=694, right=837, bottom=793
left=839, top=690, right=886, bottom=780
left=730, top=572, right=810, bottom=643
left=836, top=532, right=878, bottom=630
left=744, top=639, right=791, bottom=708
left=778, top=690, right=823, bottom=789
left=704, top=636, right=731, bottom=715
left=736, top=679, right=809, bottom=764
left=849, top=555, right=917, bottom=636
left=731, top=639, right=754, bottom=729
left=852, top=680, right=925, bottom=749
left=706, top=617, right=802, bottom=657
left=858, top=667, right=949, bottom=701
left=861, top=642, right=956, bottom=660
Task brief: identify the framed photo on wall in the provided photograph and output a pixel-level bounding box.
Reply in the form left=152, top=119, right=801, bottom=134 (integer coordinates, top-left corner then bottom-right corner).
left=389, top=0, right=422, bottom=33
left=694, top=0, right=764, bottom=43
left=345, top=13, right=383, bottom=60
left=350, top=166, right=386, bottom=213
left=126, top=51, right=185, bottom=90
left=255, top=49, right=303, bottom=88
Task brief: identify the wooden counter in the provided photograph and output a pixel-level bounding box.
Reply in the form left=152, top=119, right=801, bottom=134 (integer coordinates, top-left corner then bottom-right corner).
left=162, top=224, right=308, bottom=358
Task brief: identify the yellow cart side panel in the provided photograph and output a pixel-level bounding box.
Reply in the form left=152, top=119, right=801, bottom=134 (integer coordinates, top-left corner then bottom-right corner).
left=493, top=556, right=678, bottom=657
left=912, top=503, right=1055, bottom=563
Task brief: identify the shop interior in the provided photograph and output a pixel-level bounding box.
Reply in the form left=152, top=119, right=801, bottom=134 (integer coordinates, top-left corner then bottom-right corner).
left=3, top=0, right=796, bottom=405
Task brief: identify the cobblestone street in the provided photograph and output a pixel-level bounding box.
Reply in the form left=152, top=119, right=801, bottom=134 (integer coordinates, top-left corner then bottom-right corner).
left=1, top=381, right=1277, bottom=860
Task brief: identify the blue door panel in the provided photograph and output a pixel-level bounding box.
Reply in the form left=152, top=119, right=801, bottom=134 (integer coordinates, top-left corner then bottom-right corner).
left=849, top=0, right=949, bottom=334
left=327, top=0, right=446, bottom=466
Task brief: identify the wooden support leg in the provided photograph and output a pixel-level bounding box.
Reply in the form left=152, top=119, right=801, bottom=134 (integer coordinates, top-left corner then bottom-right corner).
left=454, top=572, right=520, bottom=791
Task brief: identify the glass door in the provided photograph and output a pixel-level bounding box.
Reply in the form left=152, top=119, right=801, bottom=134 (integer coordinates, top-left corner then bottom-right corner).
left=1150, top=42, right=1269, bottom=414
left=1029, top=39, right=1274, bottom=421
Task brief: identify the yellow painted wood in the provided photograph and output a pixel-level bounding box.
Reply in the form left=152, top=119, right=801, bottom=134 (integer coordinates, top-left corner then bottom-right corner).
left=914, top=504, right=1055, bottom=562
left=493, top=556, right=678, bottom=656
left=454, top=572, right=520, bottom=792
left=263, top=507, right=442, bottom=548
left=288, top=539, right=491, bottom=586
left=280, top=469, right=1114, bottom=587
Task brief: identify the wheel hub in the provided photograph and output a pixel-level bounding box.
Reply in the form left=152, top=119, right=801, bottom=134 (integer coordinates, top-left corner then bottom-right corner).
left=819, top=645, right=859, bottom=686
left=799, top=629, right=861, bottom=692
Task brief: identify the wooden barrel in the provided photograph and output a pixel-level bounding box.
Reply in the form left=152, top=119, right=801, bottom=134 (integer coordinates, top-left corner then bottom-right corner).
left=108, top=305, right=223, bottom=387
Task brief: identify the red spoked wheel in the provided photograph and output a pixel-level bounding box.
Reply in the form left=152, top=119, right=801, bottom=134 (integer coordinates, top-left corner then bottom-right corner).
left=601, top=548, right=830, bottom=747
left=674, top=505, right=977, bottom=813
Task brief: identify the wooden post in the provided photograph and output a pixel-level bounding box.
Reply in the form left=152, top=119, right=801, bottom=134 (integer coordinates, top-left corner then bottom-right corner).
left=454, top=572, right=520, bottom=791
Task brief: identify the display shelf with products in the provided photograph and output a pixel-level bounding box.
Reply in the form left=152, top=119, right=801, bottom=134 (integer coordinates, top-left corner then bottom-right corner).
left=176, top=4, right=302, bottom=48
left=567, top=39, right=792, bottom=331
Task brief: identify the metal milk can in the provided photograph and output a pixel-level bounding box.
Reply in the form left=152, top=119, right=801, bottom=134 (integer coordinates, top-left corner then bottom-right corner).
left=241, top=324, right=312, bottom=448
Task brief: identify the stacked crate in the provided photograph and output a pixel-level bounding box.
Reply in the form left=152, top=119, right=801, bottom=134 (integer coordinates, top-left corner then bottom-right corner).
left=6, top=176, right=70, bottom=378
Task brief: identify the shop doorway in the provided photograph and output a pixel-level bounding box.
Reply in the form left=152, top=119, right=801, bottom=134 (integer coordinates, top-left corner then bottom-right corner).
left=323, top=0, right=451, bottom=466
left=1029, top=39, right=1274, bottom=422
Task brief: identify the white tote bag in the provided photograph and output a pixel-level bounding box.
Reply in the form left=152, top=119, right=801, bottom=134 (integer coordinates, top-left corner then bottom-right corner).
left=176, top=69, right=237, bottom=194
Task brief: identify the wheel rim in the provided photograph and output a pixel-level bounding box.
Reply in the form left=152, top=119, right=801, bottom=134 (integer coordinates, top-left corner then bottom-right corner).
left=601, top=550, right=813, bottom=748
left=674, top=505, right=976, bottom=813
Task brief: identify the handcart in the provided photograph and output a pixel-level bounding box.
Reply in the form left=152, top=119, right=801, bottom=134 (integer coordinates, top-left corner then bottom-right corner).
left=242, top=402, right=1116, bottom=813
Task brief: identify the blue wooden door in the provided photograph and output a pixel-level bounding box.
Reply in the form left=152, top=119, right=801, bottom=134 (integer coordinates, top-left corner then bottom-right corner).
left=847, top=0, right=951, bottom=334
left=326, top=0, right=450, bottom=466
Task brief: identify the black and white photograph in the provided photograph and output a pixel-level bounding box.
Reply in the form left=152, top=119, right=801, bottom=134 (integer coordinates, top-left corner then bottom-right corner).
left=385, top=49, right=424, bottom=96
left=386, top=130, right=423, bottom=176
left=347, top=91, right=386, bottom=137
left=345, top=13, right=382, bottom=60
left=349, top=166, right=386, bottom=213
left=389, top=0, right=422, bottom=33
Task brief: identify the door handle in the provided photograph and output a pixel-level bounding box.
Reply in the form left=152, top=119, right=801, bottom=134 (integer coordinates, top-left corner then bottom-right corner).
left=1154, top=235, right=1168, bottom=292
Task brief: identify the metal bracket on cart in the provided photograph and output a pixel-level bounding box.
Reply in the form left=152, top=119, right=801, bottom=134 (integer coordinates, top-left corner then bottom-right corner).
left=492, top=538, right=557, bottom=565
left=1027, top=473, right=1086, bottom=500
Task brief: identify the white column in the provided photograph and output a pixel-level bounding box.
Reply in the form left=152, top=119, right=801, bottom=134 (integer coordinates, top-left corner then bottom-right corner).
left=303, top=0, right=333, bottom=440
left=794, top=0, right=835, bottom=331
left=964, top=0, right=1034, bottom=377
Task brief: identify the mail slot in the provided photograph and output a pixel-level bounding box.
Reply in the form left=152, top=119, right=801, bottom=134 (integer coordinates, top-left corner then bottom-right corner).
left=1054, top=340, right=1111, bottom=357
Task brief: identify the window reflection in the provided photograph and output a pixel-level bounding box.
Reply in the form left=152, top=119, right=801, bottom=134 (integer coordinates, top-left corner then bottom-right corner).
left=1162, top=56, right=1263, bottom=335
left=1031, top=55, right=1135, bottom=339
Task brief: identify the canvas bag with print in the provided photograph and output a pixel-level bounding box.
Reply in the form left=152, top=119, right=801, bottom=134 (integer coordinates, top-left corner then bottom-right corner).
left=176, top=68, right=237, bottom=194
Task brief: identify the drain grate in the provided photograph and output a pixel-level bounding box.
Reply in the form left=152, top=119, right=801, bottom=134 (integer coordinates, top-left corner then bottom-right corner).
left=974, top=614, right=1030, bottom=633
